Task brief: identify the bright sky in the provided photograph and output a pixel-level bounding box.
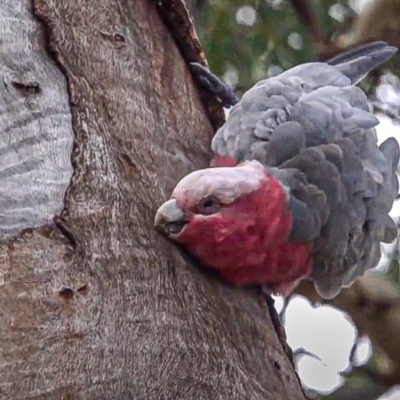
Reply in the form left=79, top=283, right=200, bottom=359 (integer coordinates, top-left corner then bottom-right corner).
left=274, top=295, right=400, bottom=399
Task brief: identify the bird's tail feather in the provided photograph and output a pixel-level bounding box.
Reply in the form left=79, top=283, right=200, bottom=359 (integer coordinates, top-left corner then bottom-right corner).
left=327, top=41, right=397, bottom=85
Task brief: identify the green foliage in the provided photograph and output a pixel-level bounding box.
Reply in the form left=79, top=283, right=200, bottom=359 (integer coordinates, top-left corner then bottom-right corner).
left=190, top=0, right=352, bottom=94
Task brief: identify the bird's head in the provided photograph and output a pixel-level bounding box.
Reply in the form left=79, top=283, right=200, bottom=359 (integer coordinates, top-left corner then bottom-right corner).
left=154, top=161, right=294, bottom=271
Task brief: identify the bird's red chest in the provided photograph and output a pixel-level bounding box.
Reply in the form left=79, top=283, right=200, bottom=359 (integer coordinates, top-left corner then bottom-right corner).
left=215, top=241, right=313, bottom=292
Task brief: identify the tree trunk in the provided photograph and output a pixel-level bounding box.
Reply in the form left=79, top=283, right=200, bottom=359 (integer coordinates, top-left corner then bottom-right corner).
left=0, top=0, right=306, bottom=399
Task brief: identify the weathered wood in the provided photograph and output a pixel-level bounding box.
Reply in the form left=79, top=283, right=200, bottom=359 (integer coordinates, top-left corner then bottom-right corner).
left=0, top=0, right=73, bottom=239
left=0, top=0, right=306, bottom=398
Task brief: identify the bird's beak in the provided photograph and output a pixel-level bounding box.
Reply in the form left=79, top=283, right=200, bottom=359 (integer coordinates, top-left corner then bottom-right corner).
left=154, top=199, right=188, bottom=238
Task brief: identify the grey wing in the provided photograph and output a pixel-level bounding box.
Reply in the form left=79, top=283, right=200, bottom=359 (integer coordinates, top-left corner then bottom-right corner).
left=284, top=86, right=399, bottom=298
left=211, top=42, right=399, bottom=299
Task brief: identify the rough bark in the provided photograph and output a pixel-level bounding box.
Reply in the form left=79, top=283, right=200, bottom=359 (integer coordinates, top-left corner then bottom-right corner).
left=0, top=0, right=306, bottom=399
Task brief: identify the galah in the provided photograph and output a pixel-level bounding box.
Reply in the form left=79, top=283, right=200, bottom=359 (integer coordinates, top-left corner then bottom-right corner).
left=154, top=41, right=400, bottom=299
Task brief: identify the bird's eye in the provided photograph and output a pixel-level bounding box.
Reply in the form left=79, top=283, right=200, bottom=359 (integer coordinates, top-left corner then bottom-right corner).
left=197, top=196, right=221, bottom=215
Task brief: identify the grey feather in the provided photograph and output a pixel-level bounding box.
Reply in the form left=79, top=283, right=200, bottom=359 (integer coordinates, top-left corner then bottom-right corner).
left=332, top=43, right=397, bottom=85
left=211, top=42, right=399, bottom=299
left=326, top=42, right=390, bottom=65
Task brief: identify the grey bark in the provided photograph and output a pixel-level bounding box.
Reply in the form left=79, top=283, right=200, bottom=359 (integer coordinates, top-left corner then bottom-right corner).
left=0, top=0, right=73, bottom=239
left=0, top=0, right=306, bottom=399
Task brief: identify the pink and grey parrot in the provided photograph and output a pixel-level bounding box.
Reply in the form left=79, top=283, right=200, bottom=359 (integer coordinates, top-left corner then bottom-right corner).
left=154, top=41, right=400, bottom=299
